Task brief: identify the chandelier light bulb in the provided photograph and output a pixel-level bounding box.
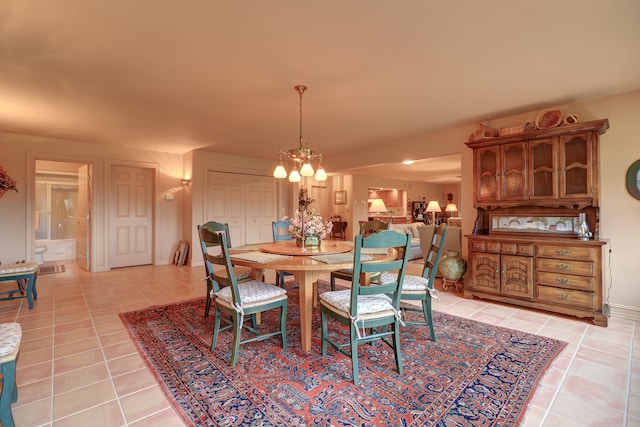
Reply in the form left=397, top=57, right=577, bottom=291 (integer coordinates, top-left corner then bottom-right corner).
left=273, top=162, right=287, bottom=179
left=314, top=166, right=327, bottom=181
left=288, top=169, right=301, bottom=182
left=300, top=161, right=314, bottom=177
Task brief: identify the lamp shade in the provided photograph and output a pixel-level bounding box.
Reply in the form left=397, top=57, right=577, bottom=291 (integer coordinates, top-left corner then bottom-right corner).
left=368, top=198, right=387, bottom=213
left=288, top=169, right=301, bottom=182
left=445, top=203, right=458, bottom=213
left=425, top=201, right=441, bottom=213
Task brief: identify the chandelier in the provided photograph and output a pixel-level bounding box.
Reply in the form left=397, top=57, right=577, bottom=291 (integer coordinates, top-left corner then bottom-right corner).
left=273, top=85, right=327, bottom=182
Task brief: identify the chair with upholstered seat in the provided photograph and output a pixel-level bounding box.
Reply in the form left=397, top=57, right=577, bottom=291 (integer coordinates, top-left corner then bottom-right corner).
left=320, top=229, right=411, bottom=385
left=380, top=223, right=447, bottom=341
left=197, top=221, right=254, bottom=317
left=272, top=220, right=295, bottom=288
left=203, top=228, right=288, bottom=367
left=0, top=322, right=22, bottom=427
left=329, top=220, right=389, bottom=290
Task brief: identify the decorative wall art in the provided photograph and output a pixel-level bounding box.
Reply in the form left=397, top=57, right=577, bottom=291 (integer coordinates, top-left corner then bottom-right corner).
left=334, top=190, right=346, bottom=205
left=626, top=159, right=640, bottom=201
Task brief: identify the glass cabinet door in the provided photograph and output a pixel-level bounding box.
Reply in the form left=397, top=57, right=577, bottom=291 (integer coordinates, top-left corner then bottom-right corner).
left=501, top=143, right=527, bottom=200
left=476, top=146, right=500, bottom=203
left=529, top=138, right=557, bottom=199
left=559, top=132, right=593, bottom=199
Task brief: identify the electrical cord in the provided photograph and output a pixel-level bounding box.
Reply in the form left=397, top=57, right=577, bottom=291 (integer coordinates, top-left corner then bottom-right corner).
left=605, top=240, right=613, bottom=307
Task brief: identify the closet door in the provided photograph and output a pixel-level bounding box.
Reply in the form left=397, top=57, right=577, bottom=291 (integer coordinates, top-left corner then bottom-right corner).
left=245, top=176, right=276, bottom=244
left=205, top=172, right=245, bottom=246
left=206, top=172, right=275, bottom=246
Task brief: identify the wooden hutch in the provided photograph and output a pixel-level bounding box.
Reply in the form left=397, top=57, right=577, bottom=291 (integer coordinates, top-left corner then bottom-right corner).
left=464, top=118, right=609, bottom=326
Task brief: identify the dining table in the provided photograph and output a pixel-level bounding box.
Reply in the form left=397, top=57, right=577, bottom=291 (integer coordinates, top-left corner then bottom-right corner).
left=229, top=240, right=396, bottom=352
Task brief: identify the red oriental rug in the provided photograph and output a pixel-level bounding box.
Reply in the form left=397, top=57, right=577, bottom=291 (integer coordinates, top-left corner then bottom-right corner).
left=119, top=282, right=566, bottom=426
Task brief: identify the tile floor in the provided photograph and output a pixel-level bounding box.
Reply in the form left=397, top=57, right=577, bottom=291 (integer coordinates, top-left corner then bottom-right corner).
left=2, top=260, right=638, bottom=426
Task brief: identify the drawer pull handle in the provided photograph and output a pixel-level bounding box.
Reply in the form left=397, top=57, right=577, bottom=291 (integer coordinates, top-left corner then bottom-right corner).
left=556, top=293, right=570, bottom=300
left=557, top=249, right=571, bottom=255
left=557, top=278, right=571, bottom=285
left=557, top=263, right=571, bottom=270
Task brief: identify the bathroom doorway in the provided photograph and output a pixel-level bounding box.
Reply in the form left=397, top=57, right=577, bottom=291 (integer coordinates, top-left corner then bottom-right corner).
left=35, top=160, right=92, bottom=270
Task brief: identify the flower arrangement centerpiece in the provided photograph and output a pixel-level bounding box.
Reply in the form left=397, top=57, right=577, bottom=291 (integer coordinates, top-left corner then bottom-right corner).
left=0, top=166, right=18, bottom=198
left=286, top=186, right=332, bottom=248
left=285, top=209, right=333, bottom=248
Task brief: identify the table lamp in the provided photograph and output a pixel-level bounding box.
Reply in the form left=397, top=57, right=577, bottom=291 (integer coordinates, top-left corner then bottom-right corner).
left=425, top=200, right=441, bottom=225
left=445, top=202, right=458, bottom=217
left=368, top=198, right=387, bottom=216
left=445, top=193, right=457, bottom=217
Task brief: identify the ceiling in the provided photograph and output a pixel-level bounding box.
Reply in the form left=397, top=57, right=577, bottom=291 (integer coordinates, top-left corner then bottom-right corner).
left=1, top=1, right=639, bottom=183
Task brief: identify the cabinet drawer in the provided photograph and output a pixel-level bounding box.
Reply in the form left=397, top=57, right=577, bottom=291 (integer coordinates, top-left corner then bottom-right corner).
left=486, top=242, right=501, bottom=253
left=500, top=242, right=517, bottom=254
left=517, top=244, right=533, bottom=256
left=536, top=258, right=596, bottom=276
left=537, top=286, right=595, bottom=309
left=536, top=244, right=596, bottom=261
left=537, top=271, right=595, bottom=291
left=499, top=242, right=533, bottom=256
left=470, top=240, right=486, bottom=252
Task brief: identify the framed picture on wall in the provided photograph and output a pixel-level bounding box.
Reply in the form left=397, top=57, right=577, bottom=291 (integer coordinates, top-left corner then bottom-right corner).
left=334, top=190, right=347, bottom=205
left=626, top=159, right=640, bottom=200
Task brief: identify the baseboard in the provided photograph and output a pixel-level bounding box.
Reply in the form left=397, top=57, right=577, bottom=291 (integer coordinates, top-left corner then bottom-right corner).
left=608, top=303, right=640, bottom=322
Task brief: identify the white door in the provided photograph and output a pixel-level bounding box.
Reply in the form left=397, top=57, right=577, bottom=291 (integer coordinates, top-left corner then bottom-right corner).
left=75, top=164, right=91, bottom=270
left=206, top=172, right=245, bottom=247
left=225, top=175, right=245, bottom=246
left=245, top=176, right=276, bottom=243
left=206, top=172, right=275, bottom=246
left=110, top=166, right=153, bottom=268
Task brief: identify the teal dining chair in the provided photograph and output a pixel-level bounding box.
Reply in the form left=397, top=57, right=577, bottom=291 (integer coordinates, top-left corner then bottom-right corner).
left=380, top=223, right=447, bottom=341
left=0, top=322, right=22, bottom=427
left=272, top=220, right=295, bottom=288
left=197, top=221, right=253, bottom=317
left=329, top=220, right=388, bottom=290
left=319, top=229, right=411, bottom=385
left=202, top=227, right=288, bottom=367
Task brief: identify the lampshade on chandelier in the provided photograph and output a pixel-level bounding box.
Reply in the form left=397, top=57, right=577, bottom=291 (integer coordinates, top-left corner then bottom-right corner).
left=273, top=85, right=327, bottom=182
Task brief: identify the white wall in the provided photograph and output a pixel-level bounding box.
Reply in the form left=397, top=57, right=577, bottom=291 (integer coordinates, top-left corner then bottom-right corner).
left=0, top=132, right=184, bottom=271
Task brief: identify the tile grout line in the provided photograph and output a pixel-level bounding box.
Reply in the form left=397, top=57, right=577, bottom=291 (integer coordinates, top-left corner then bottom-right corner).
left=84, top=276, right=132, bottom=426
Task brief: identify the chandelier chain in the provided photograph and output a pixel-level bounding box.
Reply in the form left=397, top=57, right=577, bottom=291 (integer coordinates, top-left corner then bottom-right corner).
left=296, top=85, right=306, bottom=150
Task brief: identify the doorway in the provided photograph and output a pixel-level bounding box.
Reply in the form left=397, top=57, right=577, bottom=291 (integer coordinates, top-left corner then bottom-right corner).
left=34, top=160, right=92, bottom=270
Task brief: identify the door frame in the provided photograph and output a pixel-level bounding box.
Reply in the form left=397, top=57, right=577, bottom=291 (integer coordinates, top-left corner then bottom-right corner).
left=105, top=160, right=158, bottom=269
left=26, top=153, right=96, bottom=270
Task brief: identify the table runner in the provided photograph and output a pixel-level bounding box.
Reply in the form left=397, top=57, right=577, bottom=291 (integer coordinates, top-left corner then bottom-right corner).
left=230, top=251, right=293, bottom=263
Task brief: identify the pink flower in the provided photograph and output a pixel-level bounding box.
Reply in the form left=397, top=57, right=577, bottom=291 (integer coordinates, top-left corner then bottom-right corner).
left=286, top=210, right=332, bottom=239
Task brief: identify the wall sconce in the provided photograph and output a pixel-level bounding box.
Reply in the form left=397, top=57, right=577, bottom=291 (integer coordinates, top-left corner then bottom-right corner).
left=181, top=178, right=191, bottom=187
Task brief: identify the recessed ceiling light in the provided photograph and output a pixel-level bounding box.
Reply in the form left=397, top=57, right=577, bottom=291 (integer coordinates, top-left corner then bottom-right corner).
left=402, top=160, right=414, bottom=165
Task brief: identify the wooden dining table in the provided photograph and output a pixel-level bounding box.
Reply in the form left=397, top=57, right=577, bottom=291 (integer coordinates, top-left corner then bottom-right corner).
left=230, top=240, right=396, bottom=352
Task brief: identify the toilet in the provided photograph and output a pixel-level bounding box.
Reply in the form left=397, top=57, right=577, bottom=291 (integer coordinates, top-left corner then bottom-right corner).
left=34, top=246, right=47, bottom=265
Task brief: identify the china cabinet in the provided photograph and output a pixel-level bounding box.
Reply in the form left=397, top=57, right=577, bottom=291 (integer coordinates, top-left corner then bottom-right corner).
left=465, top=119, right=609, bottom=326
left=467, top=119, right=607, bottom=210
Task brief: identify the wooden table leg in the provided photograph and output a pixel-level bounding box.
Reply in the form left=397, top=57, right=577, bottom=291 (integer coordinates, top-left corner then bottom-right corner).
left=296, top=270, right=320, bottom=352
